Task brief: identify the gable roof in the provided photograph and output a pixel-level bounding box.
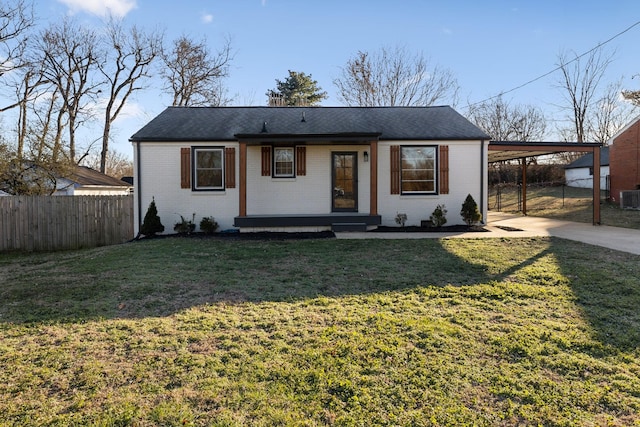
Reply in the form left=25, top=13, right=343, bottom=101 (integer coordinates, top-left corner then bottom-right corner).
left=564, top=146, right=610, bottom=169
left=130, top=106, right=490, bottom=142
left=65, top=166, right=131, bottom=187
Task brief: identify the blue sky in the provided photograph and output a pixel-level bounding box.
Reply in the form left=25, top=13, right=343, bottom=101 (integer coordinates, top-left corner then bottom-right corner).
left=34, top=0, right=640, bottom=157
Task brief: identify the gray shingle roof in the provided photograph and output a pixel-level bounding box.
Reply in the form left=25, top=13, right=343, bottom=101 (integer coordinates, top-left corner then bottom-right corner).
left=564, top=146, right=609, bottom=169
left=69, top=166, right=131, bottom=187
left=130, top=106, right=490, bottom=142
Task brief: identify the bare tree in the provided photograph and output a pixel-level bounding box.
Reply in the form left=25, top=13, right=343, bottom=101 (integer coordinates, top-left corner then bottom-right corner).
left=81, top=148, right=133, bottom=178
left=161, top=35, right=233, bottom=106
left=0, top=113, right=75, bottom=195
left=37, top=18, right=102, bottom=163
left=466, top=96, right=546, bottom=141
left=622, top=73, right=640, bottom=106
left=97, top=19, right=162, bottom=172
left=13, top=63, right=49, bottom=158
left=0, top=0, right=36, bottom=114
left=333, top=45, right=458, bottom=107
left=622, top=90, right=640, bottom=106
left=0, top=0, right=34, bottom=79
left=590, top=80, right=636, bottom=144
left=555, top=48, right=614, bottom=142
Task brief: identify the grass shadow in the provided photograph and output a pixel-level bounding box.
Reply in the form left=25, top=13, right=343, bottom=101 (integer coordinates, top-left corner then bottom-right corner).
left=0, top=236, right=490, bottom=323
left=550, top=239, right=640, bottom=351
left=1, top=235, right=639, bottom=353
left=439, top=237, right=640, bottom=352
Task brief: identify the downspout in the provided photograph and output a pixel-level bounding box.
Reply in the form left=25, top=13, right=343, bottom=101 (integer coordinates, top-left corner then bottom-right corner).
left=480, top=139, right=486, bottom=225
left=135, top=141, right=142, bottom=237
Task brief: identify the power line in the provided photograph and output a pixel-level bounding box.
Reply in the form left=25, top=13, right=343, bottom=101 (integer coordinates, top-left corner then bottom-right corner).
left=467, top=19, right=640, bottom=107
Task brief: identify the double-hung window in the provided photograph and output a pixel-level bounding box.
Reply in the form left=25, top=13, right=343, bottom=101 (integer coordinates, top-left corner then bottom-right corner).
left=274, top=147, right=294, bottom=178
left=401, top=146, right=436, bottom=194
left=194, top=148, right=224, bottom=190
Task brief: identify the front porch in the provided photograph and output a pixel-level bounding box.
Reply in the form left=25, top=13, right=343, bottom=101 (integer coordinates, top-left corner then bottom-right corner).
left=233, top=213, right=381, bottom=232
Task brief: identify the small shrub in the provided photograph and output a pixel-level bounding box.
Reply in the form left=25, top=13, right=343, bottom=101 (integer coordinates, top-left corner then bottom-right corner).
left=199, top=216, right=219, bottom=234
left=429, top=204, right=447, bottom=227
left=140, top=197, right=164, bottom=236
left=174, top=213, right=196, bottom=234
left=395, top=212, right=407, bottom=227
left=460, top=194, right=482, bottom=226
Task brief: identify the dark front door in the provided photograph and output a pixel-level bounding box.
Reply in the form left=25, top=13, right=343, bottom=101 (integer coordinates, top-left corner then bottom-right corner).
left=332, top=152, right=357, bottom=212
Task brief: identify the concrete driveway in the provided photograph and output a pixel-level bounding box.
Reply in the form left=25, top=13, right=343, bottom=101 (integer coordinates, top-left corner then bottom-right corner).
left=336, top=212, right=640, bottom=256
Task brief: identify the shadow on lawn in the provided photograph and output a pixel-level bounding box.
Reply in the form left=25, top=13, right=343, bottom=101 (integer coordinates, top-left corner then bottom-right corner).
left=478, top=238, right=640, bottom=351
left=549, top=239, right=640, bottom=351
left=1, top=235, right=638, bottom=351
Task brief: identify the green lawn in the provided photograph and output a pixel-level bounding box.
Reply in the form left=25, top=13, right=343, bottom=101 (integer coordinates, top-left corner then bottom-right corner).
left=1, top=236, right=639, bottom=426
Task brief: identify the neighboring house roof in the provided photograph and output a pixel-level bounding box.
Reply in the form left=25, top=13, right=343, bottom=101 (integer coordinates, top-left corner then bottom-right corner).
left=564, top=146, right=610, bottom=169
left=129, top=106, right=491, bottom=142
left=55, top=166, right=132, bottom=194
left=68, top=165, right=130, bottom=187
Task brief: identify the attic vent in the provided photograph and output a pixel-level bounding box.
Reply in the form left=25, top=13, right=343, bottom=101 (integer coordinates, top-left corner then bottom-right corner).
left=620, top=190, right=640, bottom=209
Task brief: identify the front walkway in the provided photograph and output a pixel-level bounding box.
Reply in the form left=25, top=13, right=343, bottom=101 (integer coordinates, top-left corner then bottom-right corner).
left=335, top=212, right=640, bottom=256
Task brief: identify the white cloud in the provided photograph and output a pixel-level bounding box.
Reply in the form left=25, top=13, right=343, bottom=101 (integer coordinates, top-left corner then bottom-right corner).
left=442, top=27, right=453, bottom=35
left=57, top=0, right=137, bottom=18
left=201, top=13, right=214, bottom=24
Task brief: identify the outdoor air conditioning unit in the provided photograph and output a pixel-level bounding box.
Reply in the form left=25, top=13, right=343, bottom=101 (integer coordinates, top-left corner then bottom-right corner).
left=620, top=190, right=640, bottom=209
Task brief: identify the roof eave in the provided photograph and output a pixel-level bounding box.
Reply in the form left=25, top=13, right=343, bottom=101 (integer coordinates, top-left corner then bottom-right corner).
left=235, top=132, right=382, bottom=144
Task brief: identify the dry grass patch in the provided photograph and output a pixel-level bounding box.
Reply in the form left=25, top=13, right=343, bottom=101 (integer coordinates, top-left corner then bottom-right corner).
left=489, top=185, right=640, bottom=229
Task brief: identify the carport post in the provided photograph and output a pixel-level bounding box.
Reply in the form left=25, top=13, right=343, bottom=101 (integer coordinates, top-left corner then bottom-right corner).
left=521, top=157, right=527, bottom=215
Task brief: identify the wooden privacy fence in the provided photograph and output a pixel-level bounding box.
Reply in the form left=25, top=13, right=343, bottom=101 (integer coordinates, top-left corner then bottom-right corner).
left=0, top=195, right=134, bottom=252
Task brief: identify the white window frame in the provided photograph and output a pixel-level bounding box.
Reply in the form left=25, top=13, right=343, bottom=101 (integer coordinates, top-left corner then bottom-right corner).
left=273, top=147, right=295, bottom=178
left=401, top=146, right=437, bottom=194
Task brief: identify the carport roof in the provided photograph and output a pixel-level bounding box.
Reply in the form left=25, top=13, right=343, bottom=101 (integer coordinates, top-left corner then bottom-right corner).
left=488, top=141, right=603, bottom=162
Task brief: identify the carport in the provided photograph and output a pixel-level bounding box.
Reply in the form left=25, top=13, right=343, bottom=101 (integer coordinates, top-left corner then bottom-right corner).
left=488, top=141, right=604, bottom=225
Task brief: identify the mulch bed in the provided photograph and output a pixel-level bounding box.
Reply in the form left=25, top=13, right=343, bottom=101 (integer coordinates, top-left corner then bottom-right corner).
left=135, top=225, right=494, bottom=242
left=371, top=225, right=488, bottom=233
left=134, top=230, right=337, bottom=241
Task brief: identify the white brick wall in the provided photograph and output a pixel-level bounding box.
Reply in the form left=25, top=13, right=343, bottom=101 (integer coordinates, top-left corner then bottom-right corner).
left=134, top=139, right=487, bottom=233
left=135, top=142, right=239, bottom=234
left=378, top=141, right=486, bottom=226
left=247, top=145, right=370, bottom=215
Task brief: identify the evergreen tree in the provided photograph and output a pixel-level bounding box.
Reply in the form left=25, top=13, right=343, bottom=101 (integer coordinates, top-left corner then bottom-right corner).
left=140, top=197, right=164, bottom=236
left=460, top=194, right=482, bottom=226
left=267, top=70, right=327, bottom=106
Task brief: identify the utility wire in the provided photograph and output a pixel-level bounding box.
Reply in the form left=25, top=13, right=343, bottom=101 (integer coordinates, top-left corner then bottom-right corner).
left=467, top=19, right=640, bottom=107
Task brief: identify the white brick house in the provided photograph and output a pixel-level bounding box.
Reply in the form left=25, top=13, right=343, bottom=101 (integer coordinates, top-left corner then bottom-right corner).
left=130, top=106, right=490, bottom=234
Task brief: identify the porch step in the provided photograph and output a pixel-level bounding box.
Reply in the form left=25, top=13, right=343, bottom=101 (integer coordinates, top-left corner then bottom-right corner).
left=331, top=222, right=368, bottom=232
